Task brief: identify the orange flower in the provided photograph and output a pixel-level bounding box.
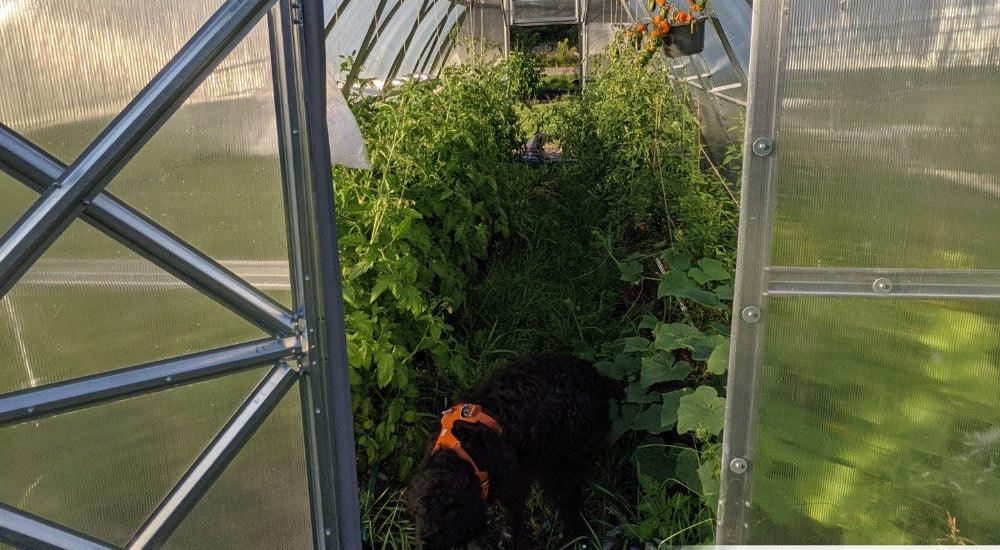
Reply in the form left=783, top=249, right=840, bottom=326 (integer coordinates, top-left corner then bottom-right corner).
left=650, top=29, right=661, bottom=38
left=653, top=14, right=663, bottom=24
left=691, top=5, right=700, bottom=11
left=658, top=20, right=669, bottom=34
left=675, top=11, right=692, bottom=23
left=626, top=30, right=634, bottom=37
left=636, top=22, right=646, bottom=32
left=655, top=0, right=666, bottom=6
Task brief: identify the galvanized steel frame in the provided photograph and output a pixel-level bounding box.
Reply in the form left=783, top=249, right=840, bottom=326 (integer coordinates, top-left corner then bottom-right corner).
left=0, top=0, right=360, bottom=548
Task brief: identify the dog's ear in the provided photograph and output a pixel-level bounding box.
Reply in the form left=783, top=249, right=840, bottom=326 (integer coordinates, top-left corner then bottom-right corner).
left=407, top=457, right=488, bottom=550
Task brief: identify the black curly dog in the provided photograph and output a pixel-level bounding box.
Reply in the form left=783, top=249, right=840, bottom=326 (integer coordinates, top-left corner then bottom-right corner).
left=407, top=355, right=616, bottom=549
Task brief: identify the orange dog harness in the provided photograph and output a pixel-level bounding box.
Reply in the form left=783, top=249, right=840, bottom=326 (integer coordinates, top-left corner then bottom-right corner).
left=432, top=404, right=503, bottom=499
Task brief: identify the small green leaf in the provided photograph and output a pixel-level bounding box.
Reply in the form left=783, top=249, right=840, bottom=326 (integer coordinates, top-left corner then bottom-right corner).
left=707, top=339, right=730, bottom=375
left=633, top=403, right=667, bottom=433
left=622, top=336, right=653, bottom=354
left=673, top=447, right=702, bottom=492
left=698, top=459, right=721, bottom=510
left=619, top=259, right=644, bottom=282
left=640, top=353, right=692, bottom=387
left=676, top=288, right=726, bottom=309
left=638, top=315, right=658, bottom=331
left=632, top=444, right=674, bottom=483
left=656, top=270, right=696, bottom=299
left=688, top=258, right=732, bottom=284
left=625, top=381, right=661, bottom=404
left=690, top=333, right=727, bottom=362
left=714, top=284, right=734, bottom=301
left=346, top=258, right=374, bottom=280
left=375, top=352, right=394, bottom=388
left=659, top=389, right=687, bottom=429
left=677, top=386, right=726, bottom=436
left=653, top=323, right=699, bottom=351
left=661, top=251, right=692, bottom=272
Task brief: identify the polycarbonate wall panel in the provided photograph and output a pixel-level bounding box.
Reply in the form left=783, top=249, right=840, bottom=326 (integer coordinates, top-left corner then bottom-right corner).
left=164, top=387, right=312, bottom=550
left=0, top=222, right=265, bottom=393
left=104, top=18, right=292, bottom=305
left=395, top=1, right=462, bottom=77
left=721, top=0, right=1000, bottom=545
left=771, top=3, right=1000, bottom=270
left=0, top=1, right=224, bottom=163
left=0, top=173, right=33, bottom=236
left=0, top=369, right=265, bottom=545
left=585, top=0, right=629, bottom=25
left=751, top=298, right=1000, bottom=544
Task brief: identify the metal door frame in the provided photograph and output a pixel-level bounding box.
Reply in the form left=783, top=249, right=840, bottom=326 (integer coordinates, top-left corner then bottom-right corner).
left=0, top=1, right=360, bottom=548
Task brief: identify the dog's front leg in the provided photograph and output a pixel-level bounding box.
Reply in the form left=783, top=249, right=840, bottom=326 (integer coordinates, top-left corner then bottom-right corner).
left=498, top=480, right=530, bottom=549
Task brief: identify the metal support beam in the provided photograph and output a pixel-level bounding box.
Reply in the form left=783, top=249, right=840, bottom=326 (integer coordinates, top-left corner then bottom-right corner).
left=0, top=124, right=296, bottom=336
left=0, top=503, right=120, bottom=550
left=716, top=0, right=788, bottom=544
left=767, top=267, right=1000, bottom=300
left=270, top=2, right=362, bottom=548
left=127, top=364, right=298, bottom=550
left=0, top=336, right=299, bottom=427
left=0, top=0, right=277, bottom=298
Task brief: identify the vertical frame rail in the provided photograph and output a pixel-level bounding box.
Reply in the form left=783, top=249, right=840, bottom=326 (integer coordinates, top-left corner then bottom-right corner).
left=270, top=1, right=363, bottom=549
left=715, top=0, right=787, bottom=544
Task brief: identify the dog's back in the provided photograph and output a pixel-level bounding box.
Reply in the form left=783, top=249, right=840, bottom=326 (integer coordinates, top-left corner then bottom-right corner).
left=459, top=354, right=615, bottom=474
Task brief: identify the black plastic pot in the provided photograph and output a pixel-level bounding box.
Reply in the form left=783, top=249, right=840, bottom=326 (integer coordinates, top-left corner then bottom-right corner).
left=662, top=17, right=707, bottom=57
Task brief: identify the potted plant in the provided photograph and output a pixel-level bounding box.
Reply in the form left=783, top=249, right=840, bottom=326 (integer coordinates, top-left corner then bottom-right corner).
left=628, top=0, right=709, bottom=58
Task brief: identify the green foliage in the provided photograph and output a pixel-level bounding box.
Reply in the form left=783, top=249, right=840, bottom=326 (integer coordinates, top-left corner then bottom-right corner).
left=336, top=30, right=742, bottom=548
left=504, top=50, right=542, bottom=100
left=559, top=34, right=737, bottom=259
left=598, top=250, right=733, bottom=543
left=334, top=58, right=529, bottom=480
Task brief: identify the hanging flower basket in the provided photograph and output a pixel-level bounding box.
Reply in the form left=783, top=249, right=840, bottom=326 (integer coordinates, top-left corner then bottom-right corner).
left=629, top=1, right=709, bottom=59
left=662, top=17, right=707, bottom=57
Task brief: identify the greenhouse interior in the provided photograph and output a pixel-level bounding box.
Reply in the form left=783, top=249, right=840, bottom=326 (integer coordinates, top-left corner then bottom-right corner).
left=1, top=0, right=999, bottom=549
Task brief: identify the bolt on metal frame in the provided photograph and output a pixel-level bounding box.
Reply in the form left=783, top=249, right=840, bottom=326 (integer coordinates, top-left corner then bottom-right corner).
left=0, top=0, right=360, bottom=549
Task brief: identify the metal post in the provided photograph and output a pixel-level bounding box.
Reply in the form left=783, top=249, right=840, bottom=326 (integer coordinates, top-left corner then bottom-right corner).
left=715, top=0, right=788, bottom=544
left=269, top=1, right=362, bottom=549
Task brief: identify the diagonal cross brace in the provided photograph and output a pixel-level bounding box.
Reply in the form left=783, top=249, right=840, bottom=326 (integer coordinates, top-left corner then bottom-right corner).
left=0, top=0, right=278, bottom=300
left=0, top=124, right=296, bottom=336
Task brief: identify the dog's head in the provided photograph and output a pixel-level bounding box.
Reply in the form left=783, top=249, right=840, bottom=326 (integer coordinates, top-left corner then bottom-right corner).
left=407, top=453, right=488, bottom=550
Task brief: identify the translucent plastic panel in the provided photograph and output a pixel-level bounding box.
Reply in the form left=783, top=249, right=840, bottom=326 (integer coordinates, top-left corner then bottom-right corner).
left=0, top=0, right=224, bottom=163
left=0, top=172, right=35, bottom=236
left=585, top=0, right=630, bottom=26
left=513, top=0, right=576, bottom=22
left=0, top=220, right=265, bottom=393
left=163, top=383, right=311, bottom=550
left=394, top=0, right=460, bottom=78
left=0, top=368, right=266, bottom=545
left=770, top=2, right=1000, bottom=269
left=103, top=20, right=292, bottom=305
left=750, top=298, right=1000, bottom=544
